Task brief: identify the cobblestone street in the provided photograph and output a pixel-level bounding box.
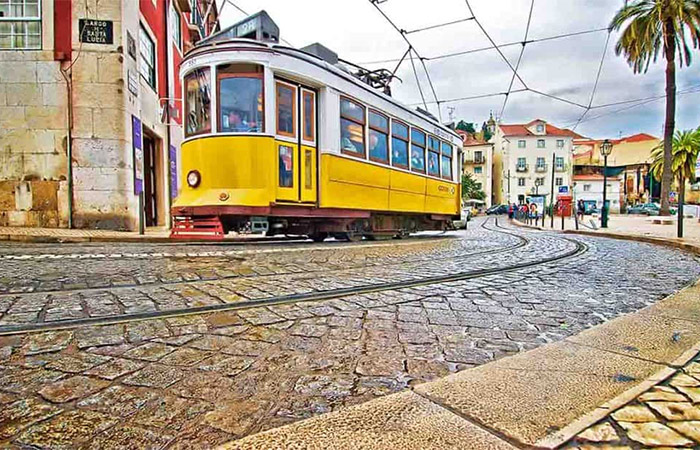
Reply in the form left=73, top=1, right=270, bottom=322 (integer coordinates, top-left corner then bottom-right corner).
left=1, top=217, right=699, bottom=448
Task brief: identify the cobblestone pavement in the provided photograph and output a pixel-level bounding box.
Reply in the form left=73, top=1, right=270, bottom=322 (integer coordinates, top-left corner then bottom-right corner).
left=0, top=218, right=699, bottom=448
left=565, top=352, right=700, bottom=449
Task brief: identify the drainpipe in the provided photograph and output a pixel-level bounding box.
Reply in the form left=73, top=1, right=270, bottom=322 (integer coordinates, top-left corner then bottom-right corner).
left=164, top=0, right=173, bottom=229
left=60, top=65, right=74, bottom=229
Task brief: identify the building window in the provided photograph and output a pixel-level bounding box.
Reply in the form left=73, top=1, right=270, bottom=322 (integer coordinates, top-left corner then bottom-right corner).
left=474, top=166, right=483, bottom=174
left=555, top=156, right=565, bottom=170
left=536, top=124, right=544, bottom=133
left=427, top=136, right=440, bottom=176
left=340, top=97, right=365, bottom=157
left=391, top=120, right=409, bottom=169
left=518, top=140, right=526, bottom=148
left=139, top=24, right=156, bottom=89
left=0, top=0, right=41, bottom=49
left=218, top=64, right=264, bottom=133
left=555, top=177, right=563, bottom=186
left=474, top=151, right=483, bottom=163
left=557, top=139, right=564, bottom=148
left=537, top=139, right=545, bottom=148
left=518, top=178, right=526, bottom=187
left=410, top=128, right=426, bottom=173
left=517, top=157, right=527, bottom=170
left=583, top=184, right=591, bottom=192
left=535, top=177, right=545, bottom=186
left=536, top=157, right=546, bottom=169
left=184, top=68, right=211, bottom=137
left=369, top=110, right=389, bottom=164
left=170, top=5, right=181, bottom=50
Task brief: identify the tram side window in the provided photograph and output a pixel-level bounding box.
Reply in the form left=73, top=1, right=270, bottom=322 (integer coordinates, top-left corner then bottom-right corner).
left=410, top=128, right=426, bottom=173
left=441, top=141, right=453, bottom=180
left=441, top=142, right=453, bottom=180
left=184, top=68, right=211, bottom=137
left=303, top=91, right=315, bottom=142
left=368, top=110, right=389, bottom=164
left=276, top=82, right=296, bottom=137
left=427, top=136, right=440, bottom=176
left=391, top=121, right=409, bottom=169
left=340, top=97, right=365, bottom=157
left=218, top=64, right=263, bottom=133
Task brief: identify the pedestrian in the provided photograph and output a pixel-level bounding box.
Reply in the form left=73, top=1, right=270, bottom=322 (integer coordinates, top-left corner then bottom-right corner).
left=529, top=203, right=537, bottom=225
left=577, top=199, right=585, bottom=222
left=508, top=203, right=514, bottom=219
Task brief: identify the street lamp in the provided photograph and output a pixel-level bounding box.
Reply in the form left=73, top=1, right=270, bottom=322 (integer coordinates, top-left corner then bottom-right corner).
left=600, top=139, right=613, bottom=228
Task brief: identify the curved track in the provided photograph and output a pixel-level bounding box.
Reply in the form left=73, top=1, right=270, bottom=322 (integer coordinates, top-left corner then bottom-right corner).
left=0, top=218, right=586, bottom=335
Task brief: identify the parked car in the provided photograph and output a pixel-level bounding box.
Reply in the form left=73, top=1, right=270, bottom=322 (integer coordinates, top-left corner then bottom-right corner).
left=486, top=204, right=508, bottom=215
left=627, top=203, right=660, bottom=216
left=453, top=208, right=471, bottom=229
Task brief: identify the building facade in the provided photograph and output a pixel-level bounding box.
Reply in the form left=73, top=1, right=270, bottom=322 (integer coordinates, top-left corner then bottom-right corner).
left=0, top=0, right=217, bottom=230
left=458, top=130, right=494, bottom=207
left=573, top=133, right=660, bottom=208
left=572, top=174, right=623, bottom=214
left=492, top=119, right=582, bottom=206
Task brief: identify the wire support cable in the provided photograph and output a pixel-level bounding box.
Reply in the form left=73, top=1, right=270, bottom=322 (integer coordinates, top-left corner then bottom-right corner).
left=500, top=0, right=535, bottom=118
left=572, top=30, right=612, bottom=131
left=404, top=17, right=475, bottom=34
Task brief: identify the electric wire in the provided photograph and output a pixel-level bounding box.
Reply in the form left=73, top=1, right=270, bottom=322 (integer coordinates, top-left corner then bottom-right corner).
left=404, top=17, right=474, bottom=34
left=408, top=48, right=428, bottom=111
left=500, top=0, right=535, bottom=118
left=572, top=30, right=612, bottom=131
left=368, top=0, right=442, bottom=120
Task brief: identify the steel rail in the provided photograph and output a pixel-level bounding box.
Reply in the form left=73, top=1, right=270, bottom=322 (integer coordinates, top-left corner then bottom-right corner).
left=0, top=218, right=528, bottom=298
left=0, top=223, right=587, bottom=336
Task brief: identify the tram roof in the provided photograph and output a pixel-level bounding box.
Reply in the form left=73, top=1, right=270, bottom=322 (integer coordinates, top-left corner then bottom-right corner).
left=183, top=38, right=461, bottom=142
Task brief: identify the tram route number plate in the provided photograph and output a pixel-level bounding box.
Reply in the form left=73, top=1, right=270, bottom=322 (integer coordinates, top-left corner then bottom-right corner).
left=79, top=19, right=114, bottom=45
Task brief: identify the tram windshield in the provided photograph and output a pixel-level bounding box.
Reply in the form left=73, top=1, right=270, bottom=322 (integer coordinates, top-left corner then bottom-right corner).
left=218, top=64, right=264, bottom=133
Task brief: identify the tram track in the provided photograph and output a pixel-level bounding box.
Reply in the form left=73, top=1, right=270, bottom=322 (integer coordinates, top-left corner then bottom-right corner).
left=0, top=217, right=529, bottom=298
left=0, top=222, right=588, bottom=336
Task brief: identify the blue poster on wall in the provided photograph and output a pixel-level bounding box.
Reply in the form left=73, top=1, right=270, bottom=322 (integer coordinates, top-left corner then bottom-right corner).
left=169, top=145, right=178, bottom=199
left=132, top=116, right=143, bottom=195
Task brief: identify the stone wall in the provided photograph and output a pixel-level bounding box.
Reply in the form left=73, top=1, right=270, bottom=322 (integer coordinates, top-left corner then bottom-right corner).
left=0, top=15, right=69, bottom=228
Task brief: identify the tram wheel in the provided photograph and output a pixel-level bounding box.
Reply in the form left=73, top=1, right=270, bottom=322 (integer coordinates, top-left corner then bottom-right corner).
left=309, top=232, right=328, bottom=243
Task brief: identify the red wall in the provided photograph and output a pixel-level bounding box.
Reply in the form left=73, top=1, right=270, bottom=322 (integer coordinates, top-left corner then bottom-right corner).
left=139, top=0, right=168, bottom=100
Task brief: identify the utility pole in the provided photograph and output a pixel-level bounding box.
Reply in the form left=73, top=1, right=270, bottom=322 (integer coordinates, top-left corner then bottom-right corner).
left=550, top=152, right=556, bottom=228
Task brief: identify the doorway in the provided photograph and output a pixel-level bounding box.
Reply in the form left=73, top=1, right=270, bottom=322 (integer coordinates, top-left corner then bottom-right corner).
left=274, top=79, right=317, bottom=204
left=142, top=130, right=163, bottom=227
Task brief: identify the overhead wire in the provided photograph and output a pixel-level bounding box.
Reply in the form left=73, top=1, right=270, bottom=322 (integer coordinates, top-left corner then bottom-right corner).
left=572, top=30, right=612, bottom=131
left=500, top=0, right=535, bottom=118
left=368, top=0, right=442, bottom=120
left=408, top=48, right=428, bottom=111
left=404, top=17, right=474, bottom=34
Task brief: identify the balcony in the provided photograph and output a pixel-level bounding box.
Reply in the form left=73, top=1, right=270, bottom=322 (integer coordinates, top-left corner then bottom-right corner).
left=535, top=164, right=548, bottom=173
left=516, top=165, right=529, bottom=173
left=474, top=155, right=485, bottom=164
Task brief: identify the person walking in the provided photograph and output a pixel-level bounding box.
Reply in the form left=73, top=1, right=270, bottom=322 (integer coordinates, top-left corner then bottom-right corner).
left=530, top=202, right=538, bottom=226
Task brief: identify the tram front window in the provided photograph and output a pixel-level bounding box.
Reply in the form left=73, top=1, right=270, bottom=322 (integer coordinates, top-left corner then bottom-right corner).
left=218, top=66, right=263, bottom=133
left=184, top=68, right=211, bottom=137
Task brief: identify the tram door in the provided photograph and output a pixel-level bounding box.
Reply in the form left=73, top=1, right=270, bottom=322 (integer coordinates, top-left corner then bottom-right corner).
left=274, top=79, right=317, bottom=204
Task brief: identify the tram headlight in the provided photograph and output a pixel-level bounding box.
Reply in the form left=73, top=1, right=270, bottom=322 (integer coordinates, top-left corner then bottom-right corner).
left=187, top=170, right=201, bottom=188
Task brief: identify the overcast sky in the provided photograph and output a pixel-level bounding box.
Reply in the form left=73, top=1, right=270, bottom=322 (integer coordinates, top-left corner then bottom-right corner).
left=217, top=0, right=700, bottom=139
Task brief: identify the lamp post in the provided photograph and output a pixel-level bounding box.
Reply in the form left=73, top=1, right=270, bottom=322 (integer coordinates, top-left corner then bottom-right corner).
left=600, top=139, right=613, bottom=228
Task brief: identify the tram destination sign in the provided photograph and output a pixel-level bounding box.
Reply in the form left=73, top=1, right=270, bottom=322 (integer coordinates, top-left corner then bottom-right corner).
left=79, top=19, right=114, bottom=45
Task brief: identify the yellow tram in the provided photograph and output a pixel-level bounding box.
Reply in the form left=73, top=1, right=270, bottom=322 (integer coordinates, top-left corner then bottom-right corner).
left=172, top=13, right=462, bottom=241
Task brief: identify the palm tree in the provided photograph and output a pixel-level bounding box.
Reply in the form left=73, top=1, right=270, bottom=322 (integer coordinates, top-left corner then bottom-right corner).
left=650, top=128, right=700, bottom=237
left=610, top=0, right=700, bottom=216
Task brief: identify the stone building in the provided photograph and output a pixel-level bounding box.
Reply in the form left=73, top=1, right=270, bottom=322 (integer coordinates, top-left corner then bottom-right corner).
left=491, top=119, right=584, bottom=205
left=0, top=0, right=218, bottom=230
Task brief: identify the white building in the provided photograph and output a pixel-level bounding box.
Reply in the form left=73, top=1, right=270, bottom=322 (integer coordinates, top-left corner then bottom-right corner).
left=573, top=174, right=623, bottom=214
left=492, top=119, right=584, bottom=205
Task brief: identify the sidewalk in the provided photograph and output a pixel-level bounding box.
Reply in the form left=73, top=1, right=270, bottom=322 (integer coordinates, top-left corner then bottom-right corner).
left=0, top=226, right=172, bottom=243
left=219, top=279, right=700, bottom=449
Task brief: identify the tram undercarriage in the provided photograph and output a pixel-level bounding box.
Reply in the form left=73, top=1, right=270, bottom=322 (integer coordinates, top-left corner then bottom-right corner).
left=171, top=208, right=455, bottom=241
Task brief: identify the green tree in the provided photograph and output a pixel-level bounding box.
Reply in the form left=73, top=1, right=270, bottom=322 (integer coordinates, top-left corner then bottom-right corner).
left=461, top=172, right=486, bottom=200
left=650, top=128, right=700, bottom=237
left=456, top=120, right=476, bottom=133
left=610, top=0, right=700, bottom=216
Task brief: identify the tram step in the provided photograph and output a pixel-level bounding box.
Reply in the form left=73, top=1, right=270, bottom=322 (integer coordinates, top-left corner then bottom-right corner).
left=170, top=216, right=225, bottom=240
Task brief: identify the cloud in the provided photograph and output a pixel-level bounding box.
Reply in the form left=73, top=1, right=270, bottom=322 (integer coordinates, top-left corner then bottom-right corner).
left=218, top=0, right=700, bottom=138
